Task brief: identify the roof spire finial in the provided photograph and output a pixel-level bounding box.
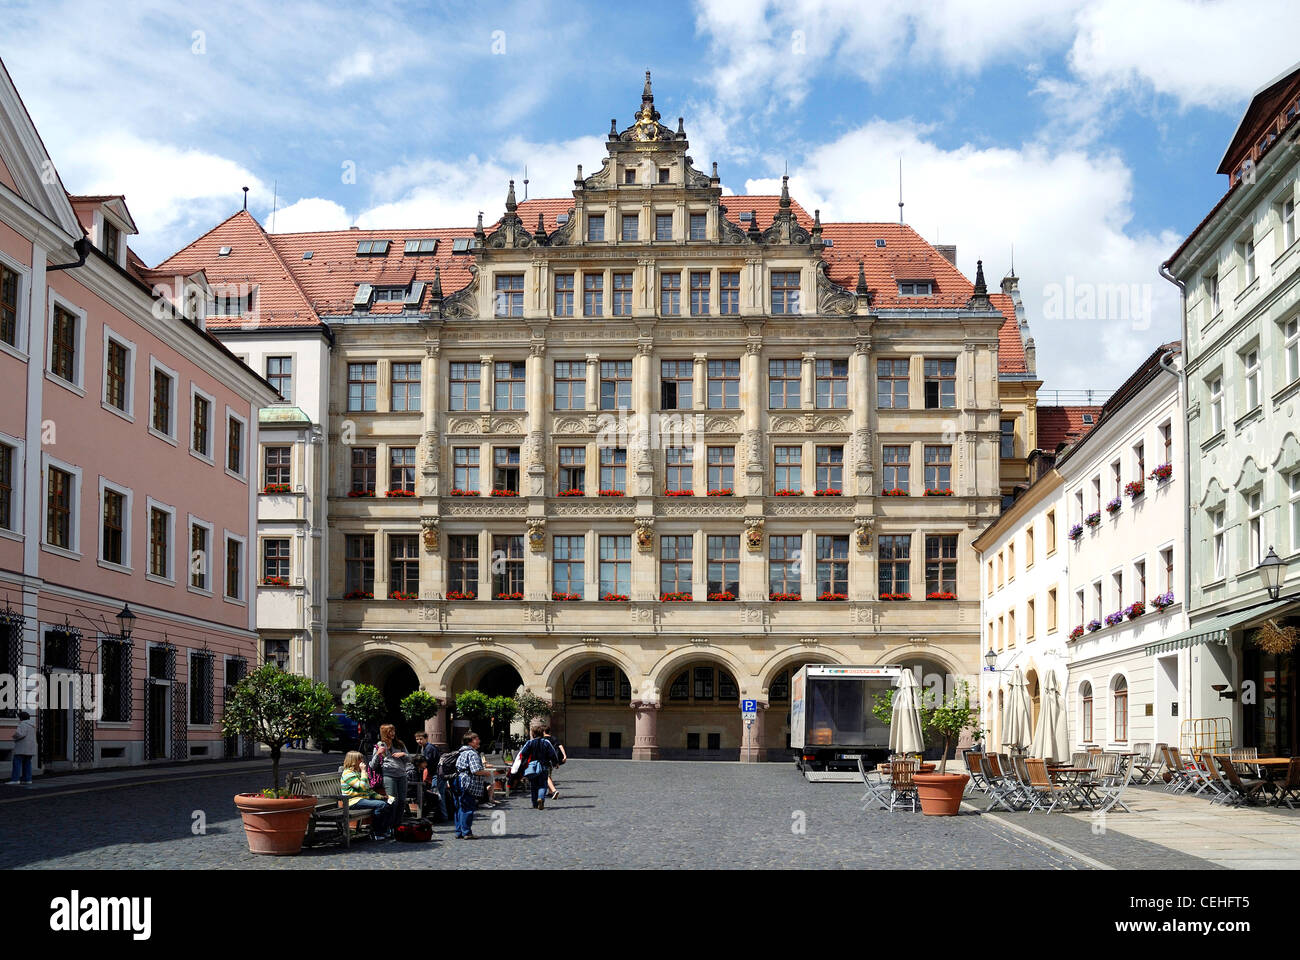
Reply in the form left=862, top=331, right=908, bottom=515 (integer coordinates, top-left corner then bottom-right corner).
left=780, top=174, right=790, bottom=209
left=242, top=186, right=248, bottom=211
left=973, top=259, right=987, bottom=296
left=431, top=265, right=443, bottom=299
left=536, top=211, right=547, bottom=239
left=643, top=69, right=653, bottom=102
left=856, top=260, right=868, bottom=297
left=505, top=179, right=517, bottom=213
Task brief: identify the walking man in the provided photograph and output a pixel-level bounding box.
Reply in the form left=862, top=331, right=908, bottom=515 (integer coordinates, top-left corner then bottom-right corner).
left=7, top=710, right=35, bottom=785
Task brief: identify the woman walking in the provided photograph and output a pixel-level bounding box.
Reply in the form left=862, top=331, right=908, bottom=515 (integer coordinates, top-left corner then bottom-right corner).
left=341, top=751, right=400, bottom=840
left=518, top=723, right=560, bottom=810
left=369, top=724, right=412, bottom=823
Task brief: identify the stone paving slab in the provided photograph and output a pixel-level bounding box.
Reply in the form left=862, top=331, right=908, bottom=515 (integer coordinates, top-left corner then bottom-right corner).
left=0, top=757, right=1097, bottom=870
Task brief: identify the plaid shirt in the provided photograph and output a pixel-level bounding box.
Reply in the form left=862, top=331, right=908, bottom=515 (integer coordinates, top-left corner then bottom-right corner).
left=456, top=747, right=486, bottom=799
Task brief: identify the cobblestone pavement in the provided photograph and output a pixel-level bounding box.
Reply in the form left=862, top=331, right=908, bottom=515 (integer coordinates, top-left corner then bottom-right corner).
left=0, top=757, right=1212, bottom=870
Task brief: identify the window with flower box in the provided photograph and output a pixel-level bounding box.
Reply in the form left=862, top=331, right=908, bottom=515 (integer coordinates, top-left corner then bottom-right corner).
left=660, top=536, right=692, bottom=597
left=707, top=359, right=740, bottom=409
left=815, top=445, right=843, bottom=493
left=491, top=534, right=523, bottom=598
left=554, top=360, right=585, bottom=410
left=599, top=447, right=626, bottom=493
left=345, top=535, right=374, bottom=596
left=449, top=362, right=479, bottom=411
left=925, top=534, right=957, bottom=597
left=768, top=535, right=802, bottom=598
left=494, top=362, right=526, bottom=410
left=923, top=445, right=951, bottom=492
left=493, top=447, right=520, bottom=493
left=665, top=446, right=692, bottom=492
left=708, top=535, right=739, bottom=599
left=263, top=538, right=290, bottom=583
left=707, top=446, right=734, bottom=493
left=558, top=447, right=586, bottom=494
left=774, top=446, right=801, bottom=493
left=389, top=447, right=416, bottom=493
left=878, top=535, right=911, bottom=598
left=583, top=273, right=603, bottom=316
left=816, top=535, right=848, bottom=598
left=447, top=536, right=478, bottom=598
left=600, top=360, right=632, bottom=410
left=815, top=359, right=847, bottom=408
left=553, top=536, right=584, bottom=599
left=599, top=535, right=631, bottom=598
left=351, top=447, right=376, bottom=495
left=877, top=359, right=909, bottom=409
left=882, top=445, right=909, bottom=493
left=452, top=447, right=479, bottom=493
left=768, top=359, right=801, bottom=408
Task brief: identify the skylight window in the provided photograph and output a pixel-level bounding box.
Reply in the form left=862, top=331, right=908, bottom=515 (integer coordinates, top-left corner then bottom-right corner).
left=556, top=214, right=570, bottom=225
left=451, top=237, right=472, bottom=254
left=823, top=238, right=833, bottom=247
left=356, top=239, right=390, bottom=256
left=404, top=239, right=438, bottom=255
left=875, top=239, right=887, bottom=248
left=738, top=211, right=752, bottom=222
left=218, top=246, right=232, bottom=257
left=1082, top=414, right=1094, bottom=425
left=302, top=251, right=313, bottom=260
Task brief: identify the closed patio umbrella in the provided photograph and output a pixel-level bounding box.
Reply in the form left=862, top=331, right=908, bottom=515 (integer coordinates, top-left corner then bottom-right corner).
left=1031, top=671, right=1070, bottom=763
left=1002, top=668, right=1033, bottom=753
left=889, top=670, right=927, bottom=756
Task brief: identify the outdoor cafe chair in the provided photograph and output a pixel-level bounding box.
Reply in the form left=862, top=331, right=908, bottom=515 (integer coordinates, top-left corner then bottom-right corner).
left=1272, top=758, right=1300, bottom=809
left=1093, top=755, right=1136, bottom=814
left=1231, top=746, right=1261, bottom=778
left=888, top=758, right=920, bottom=813
left=963, top=750, right=988, bottom=793
left=1166, top=747, right=1198, bottom=794
left=980, top=753, right=1021, bottom=813
left=1025, top=758, right=1074, bottom=813
left=1133, top=742, right=1163, bottom=785
left=995, top=753, right=1033, bottom=809
left=1215, top=754, right=1275, bottom=806
left=857, top=755, right=891, bottom=811
left=1200, top=752, right=1234, bottom=805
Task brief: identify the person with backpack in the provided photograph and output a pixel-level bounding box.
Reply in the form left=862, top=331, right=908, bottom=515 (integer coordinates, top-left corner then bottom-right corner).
left=518, top=723, right=560, bottom=810
left=451, top=731, right=494, bottom=839
left=543, top=724, right=566, bottom=801
left=414, top=731, right=447, bottom=821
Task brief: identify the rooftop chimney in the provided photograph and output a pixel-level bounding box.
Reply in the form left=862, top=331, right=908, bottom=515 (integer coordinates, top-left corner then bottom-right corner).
left=935, top=244, right=957, bottom=266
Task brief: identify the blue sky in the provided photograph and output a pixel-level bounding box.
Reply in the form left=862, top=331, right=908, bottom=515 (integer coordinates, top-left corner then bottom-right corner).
left=1, top=0, right=1296, bottom=393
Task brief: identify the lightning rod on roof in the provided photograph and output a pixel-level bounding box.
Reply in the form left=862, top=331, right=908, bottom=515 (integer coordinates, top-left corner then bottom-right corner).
left=523, top=165, right=529, bottom=202
left=270, top=180, right=278, bottom=233
left=898, top=157, right=904, bottom=225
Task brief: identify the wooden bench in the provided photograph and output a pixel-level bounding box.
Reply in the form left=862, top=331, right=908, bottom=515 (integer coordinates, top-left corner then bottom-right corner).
left=287, top=771, right=375, bottom=849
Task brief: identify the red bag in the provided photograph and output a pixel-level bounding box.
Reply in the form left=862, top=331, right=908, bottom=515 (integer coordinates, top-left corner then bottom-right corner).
left=395, top=818, right=433, bottom=842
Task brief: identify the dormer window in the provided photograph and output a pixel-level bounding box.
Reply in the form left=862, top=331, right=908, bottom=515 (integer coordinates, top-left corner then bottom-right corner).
left=451, top=237, right=472, bottom=254
left=875, top=239, right=887, bottom=248
left=372, top=285, right=409, bottom=302
left=403, top=239, right=437, bottom=255
left=898, top=281, right=932, bottom=297
left=101, top=221, right=120, bottom=262
left=356, top=239, right=389, bottom=256
left=207, top=286, right=255, bottom=316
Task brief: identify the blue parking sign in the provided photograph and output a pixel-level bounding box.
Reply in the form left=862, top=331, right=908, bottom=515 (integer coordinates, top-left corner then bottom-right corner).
left=741, top=699, right=757, bottom=719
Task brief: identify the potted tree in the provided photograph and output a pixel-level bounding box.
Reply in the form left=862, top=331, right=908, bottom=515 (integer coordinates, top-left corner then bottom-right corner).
left=222, top=664, right=335, bottom=855
left=912, top=681, right=978, bottom=815
left=400, top=689, right=440, bottom=745
left=344, top=682, right=386, bottom=754
left=487, top=695, right=519, bottom=753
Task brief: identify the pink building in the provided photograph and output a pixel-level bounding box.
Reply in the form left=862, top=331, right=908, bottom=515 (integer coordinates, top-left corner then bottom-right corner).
left=0, top=60, right=277, bottom=772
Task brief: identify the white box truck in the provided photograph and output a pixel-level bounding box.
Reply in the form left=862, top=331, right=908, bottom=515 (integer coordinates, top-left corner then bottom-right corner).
left=790, top=664, right=905, bottom=780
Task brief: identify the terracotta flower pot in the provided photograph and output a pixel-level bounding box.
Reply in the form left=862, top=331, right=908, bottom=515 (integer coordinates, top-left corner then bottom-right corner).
left=233, top=793, right=317, bottom=855
left=913, top=773, right=970, bottom=816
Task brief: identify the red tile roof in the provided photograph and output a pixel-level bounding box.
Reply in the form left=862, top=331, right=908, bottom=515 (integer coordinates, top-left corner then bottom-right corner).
left=1036, top=406, right=1103, bottom=453
left=153, top=196, right=1029, bottom=371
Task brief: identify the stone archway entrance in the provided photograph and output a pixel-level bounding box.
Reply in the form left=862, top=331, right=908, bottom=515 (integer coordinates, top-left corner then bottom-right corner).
left=554, top=660, right=634, bottom=758
left=658, top=660, right=743, bottom=760
left=445, top=654, right=526, bottom=751
left=353, top=654, right=421, bottom=744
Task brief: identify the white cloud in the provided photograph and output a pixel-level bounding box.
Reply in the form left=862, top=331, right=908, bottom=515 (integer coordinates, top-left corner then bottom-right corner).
left=268, top=197, right=352, bottom=233
left=328, top=50, right=377, bottom=87
left=750, top=120, right=1182, bottom=391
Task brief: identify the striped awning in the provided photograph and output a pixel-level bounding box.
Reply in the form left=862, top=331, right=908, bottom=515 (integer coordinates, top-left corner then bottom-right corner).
left=1144, top=599, right=1295, bottom=656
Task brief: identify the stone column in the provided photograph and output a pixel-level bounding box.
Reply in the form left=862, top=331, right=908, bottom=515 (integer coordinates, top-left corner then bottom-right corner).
left=739, top=703, right=766, bottom=762
left=585, top=353, right=600, bottom=412
left=633, top=341, right=654, bottom=494
left=632, top=700, right=660, bottom=760
left=692, top=352, right=707, bottom=412
left=427, top=705, right=449, bottom=750
left=480, top=355, right=493, bottom=412
left=422, top=345, right=440, bottom=497
left=526, top=341, right=546, bottom=495
left=801, top=352, right=816, bottom=410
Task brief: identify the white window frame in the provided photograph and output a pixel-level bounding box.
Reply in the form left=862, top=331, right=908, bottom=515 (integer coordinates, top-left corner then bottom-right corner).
left=225, top=406, right=248, bottom=482
left=100, top=324, right=136, bottom=422
left=224, top=529, right=247, bottom=605
left=1290, top=471, right=1300, bottom=555
left=96, top=476, right=133, bottom=574
left=1158, top=542, right=1176, bottom=595
left=0, top=248, right=30, bottom=363
left=189, top=383, right=216, bottom=464
left=1212, top=508, right=1226, bottom=581
left=0, top=431, right=25, bottom=539
left=188, top=515, right=214, bottom=596
left=1208, top=375, right=1223, bottom=434
left=148, top=356, right=179, bottom=445
left=40, top=453, right=83, bottom=558
left=1284, top=317, right=1299, bottom=386
left=45, top=292, right=87, bottom=394
left=1075, top=588, right=1085, bottom=626
left=1243, top=236, right=1256, bottom=286
left=1246, top=490, right=1263, bottom=570
left=1243, top=348, right=1260, bottom=412
left=144, top=496, right=177, bottom=585
left=1284, top=195, right=1296, bottom=249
